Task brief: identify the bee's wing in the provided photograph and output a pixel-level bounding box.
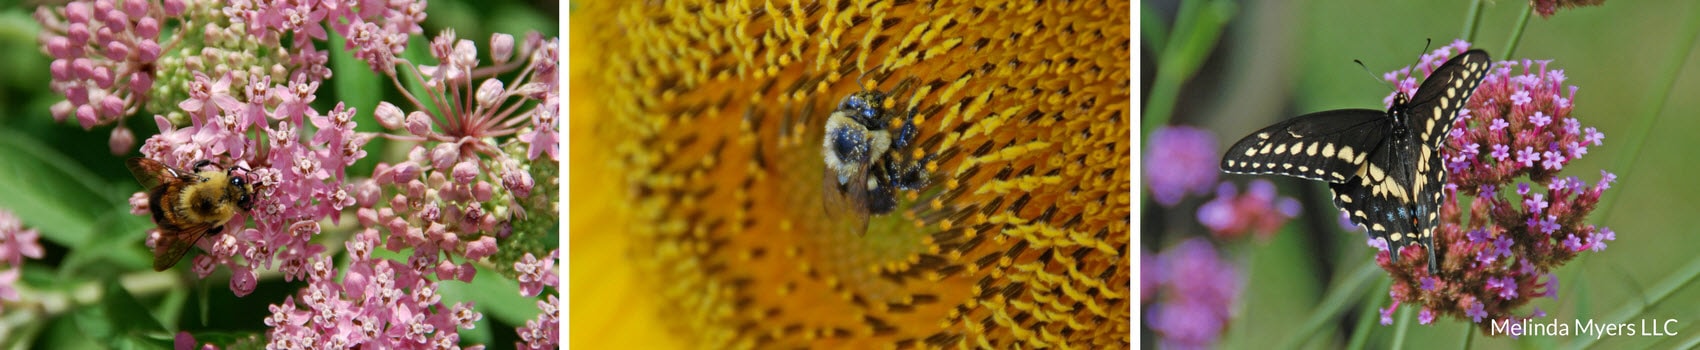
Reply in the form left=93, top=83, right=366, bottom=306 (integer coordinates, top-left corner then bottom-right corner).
left=126, top=157, right=192, bottom=190
left=821, top=161, right=872, bottom=236
left=151, top=223, right=214, bottom=271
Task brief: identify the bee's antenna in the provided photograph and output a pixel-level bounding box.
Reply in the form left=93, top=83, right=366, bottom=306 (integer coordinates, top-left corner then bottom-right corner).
left=855, top=69, right=873, bottom=92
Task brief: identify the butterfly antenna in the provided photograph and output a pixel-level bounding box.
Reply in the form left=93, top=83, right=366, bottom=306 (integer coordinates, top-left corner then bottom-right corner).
left=1353, top=59, right=1398, bottom=94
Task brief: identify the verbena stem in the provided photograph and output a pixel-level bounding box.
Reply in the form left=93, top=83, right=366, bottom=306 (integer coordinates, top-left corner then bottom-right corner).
left=1502, top=5, right=1533, bottom=58
left=1568, top=256, right=1700, bottom=349
left=1277, top=263, right=1380, bottom=349
left=1140, top=0, right=1233, bottom=140
left=1598, top=4, right=1700, bottom=221
left=1461, top=0, right=1486, bottom=43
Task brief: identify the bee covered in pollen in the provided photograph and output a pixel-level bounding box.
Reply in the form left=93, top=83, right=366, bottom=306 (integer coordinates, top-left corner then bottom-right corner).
left=126, top=157, right=256, bottom=271
left=821, top=76, right=934, bottom=234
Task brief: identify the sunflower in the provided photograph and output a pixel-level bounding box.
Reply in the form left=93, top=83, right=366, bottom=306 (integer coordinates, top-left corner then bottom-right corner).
left=570, top=0, right=1131, bottom=347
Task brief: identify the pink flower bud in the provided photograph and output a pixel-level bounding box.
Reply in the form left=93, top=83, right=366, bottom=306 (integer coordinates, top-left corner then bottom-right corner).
left=491, top=33, right=514, bottom=64
left=421, top=201, right=441, bottom=222
left=390, top=194, right=409, bottom=212
left=91, top=66, right=114, bottom=89
left=230, top=266, right=257, bottom=297
left=65, top=2, right=90, bottom=23
left=129, top=71, right=154, bottom=95
left=128, top=191, right=149, bottom=215
left=464, top=236, right=497, bottom=260
left=48, top=59, right=72, bottom=82
left=64, top=23, right=90, bottom=46
left=109, top=125, right=133, bottom=155
left=99, top=94, right=123, bottom=116
left=375, top=102, right=405, bottom=129
left=357, top=207, right=379, bottom=226
left=475, top=79, right=504, bottom=108
left=407, top=180, right=427, bottom=199
left=45, top=37, right=71, bottom=59
left=355, top=180, right=381, bottom=206
left=430, top=143, right=458, bottom=169
left=392, top=162, right=420, bottom=183
left=75, top=105, right=98, bottom=129
left=103, top=41, right=129, bottom=61
left=50, top=101, right=71, bottom=123
left=405, top=111, right=432, bottom=136
left=162, top=0, right=184, bottom=16
left=452, top=160, right=478, bottom=184
left=473, top=181, right=493, bottom=202
left=123, top=0, right=148, bottom=19
left=136, top=18, right=159, bottom=39
left=102, top=10, right=126, bottom=29
left=503, top=169, right=534, bottom=198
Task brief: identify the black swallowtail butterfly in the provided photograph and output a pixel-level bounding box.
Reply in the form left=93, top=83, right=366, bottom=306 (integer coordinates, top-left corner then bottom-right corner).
left=1220, top=50, right=1491, bottom=274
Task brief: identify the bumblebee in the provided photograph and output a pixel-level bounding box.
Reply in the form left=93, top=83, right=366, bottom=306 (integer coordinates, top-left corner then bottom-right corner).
left=821, top=82, right=933, bottom=234
left=126, top=158, right=254, bottom=271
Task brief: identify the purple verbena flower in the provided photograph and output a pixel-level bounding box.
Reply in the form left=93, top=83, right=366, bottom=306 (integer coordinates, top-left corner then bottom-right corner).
left=1374, top=41, right=1616, bottom=332
left=1196, top=180, right=1301, bottom=240
left=1144, top=126, right=1219, bottom=207
left=1145, top=239, right=1241, bottom=349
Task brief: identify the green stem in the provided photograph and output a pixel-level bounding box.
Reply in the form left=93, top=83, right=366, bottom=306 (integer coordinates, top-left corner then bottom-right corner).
left=1598, top=5, right=1700, bottom=222
left=1392, top=307, right=1413, bottom=350
left=1461, top=320, right=1476, bottom=348
left=1461, top=0, right=1486, bottom=43
left=1568, top=256, right=1700, bottom=349
left=1276, top=263, right=1381, bottom=349
left=1346, top=277, right=1393, bottom=349
left=1502, top=5, right=1533, bottom=57
left=1141, top=0, right=1234, bottom=141
left=1141, top=3, right=1168, bottom=55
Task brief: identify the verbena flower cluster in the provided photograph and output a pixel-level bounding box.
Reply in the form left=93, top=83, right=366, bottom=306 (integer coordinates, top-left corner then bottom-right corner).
left=1197, top=179, right=1302, bottom=241
left=1142, top=125, right=1296, bottom=347
left=1369, top=40, right=1614, bottom=332
left=0, top=210, right=46, bottom=314
left=36, top=0, right=559, bottom=347
left=1144, top=126, right=1219, bottom=207
left=1142, top=238, right=1241, bottom=349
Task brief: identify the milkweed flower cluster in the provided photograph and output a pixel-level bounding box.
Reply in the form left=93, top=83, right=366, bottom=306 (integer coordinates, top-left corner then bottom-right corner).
left=1369, top=40, right=1614, bottom=332
left=36, top=0, right=559, bottom=347
left=1142, top=238, right=1242, bottom=349
left=0, top=210, right=45, bottom=314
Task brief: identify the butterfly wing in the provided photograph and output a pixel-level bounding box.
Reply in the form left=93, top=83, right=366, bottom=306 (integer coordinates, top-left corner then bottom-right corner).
left=1402, top=49, right=1489, bottom=273
left=1325, top=132, right=1431, bottom=268
left=1220, top=109, right=1391, bottom=184
left=1406, top=49, right=1491, bottom=150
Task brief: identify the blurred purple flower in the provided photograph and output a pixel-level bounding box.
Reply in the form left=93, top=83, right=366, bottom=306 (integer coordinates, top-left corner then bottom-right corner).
left=1144, top=238, right=1241, bottom=349
left=1197, top=180, right=1301, bottom=240
left=1144, top=126, right=1219, bottom=207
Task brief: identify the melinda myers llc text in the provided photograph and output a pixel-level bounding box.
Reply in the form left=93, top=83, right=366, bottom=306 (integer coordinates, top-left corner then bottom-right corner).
left=1491, top=318, right=1679, bottom=338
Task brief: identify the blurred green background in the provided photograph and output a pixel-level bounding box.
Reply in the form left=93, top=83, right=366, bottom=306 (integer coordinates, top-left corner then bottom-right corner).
left=1143, top=0, right=1700, bottom=348
left=0, top=0, right=557, bottom=347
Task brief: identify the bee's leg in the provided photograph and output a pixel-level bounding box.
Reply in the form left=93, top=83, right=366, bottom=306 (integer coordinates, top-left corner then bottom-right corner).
left=892, top=109, right=918, bottom=150
left=866, top=165, right=898, bottom=214
left=192, top=159, right=216, bottom=172
left=207, top=224, right=225, bottom=236
left=894, top=153, right=934, bottom=191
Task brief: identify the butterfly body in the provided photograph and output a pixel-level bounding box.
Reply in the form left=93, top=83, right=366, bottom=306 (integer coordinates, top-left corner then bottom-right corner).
left=1220, top=50, right=1491, bottom=273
